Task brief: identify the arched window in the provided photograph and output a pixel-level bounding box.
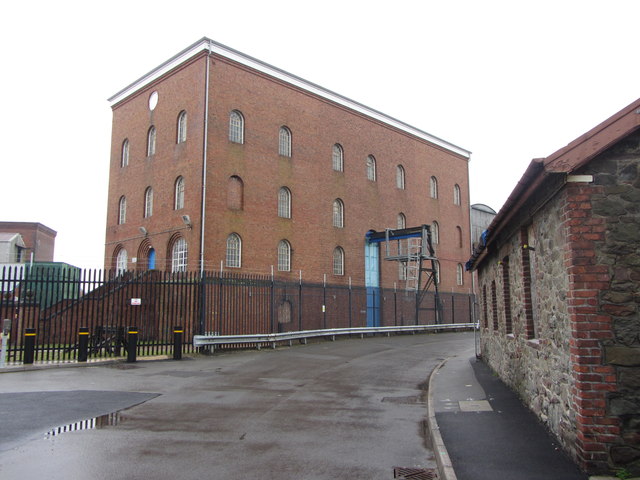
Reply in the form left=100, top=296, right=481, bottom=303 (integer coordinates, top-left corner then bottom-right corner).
left=118, top=196, right=127, bottom=225
left=278, top=187, right=291, bottom=218
left=457, top=226, right=463, bottom=248
left=121, top=139, right=129, bottom=167
left=333, top=247, right=344, bottom=276
left=397, top=213, right=406, bottom=229
left=366, top=155, right=376, bottom=181
left=116, top=248, right=128, bottom=273
left=171, top=237, right=188, bottom=273
left=277, top=240, right=291, bottom=272
left=396, top=165, right=405, bottom=189
left=432, top=221, right=439, bottom=244
left=174, top=176, right=185, bottom=210
left=332, top=144, right=344, bottom=172
left=457, top=263, right=464, bottom=286
left=227, top=176, right=244, bottom=211
left=144, top=187, right=153, bottom=218
left=434, top=260, right=441, bottom=284
left=279, top=126, right=291, bottom=157
left=148, top=248, right=156, bottom=270
left=177, top=111, right=187, bottom=143
left=430, top=176, right=438, bottom=199
left=147, top=126, right=156, bottom=157
left=229, top=110, right=244, bottom=144
left=454, top=184, right=461, bottom=205
left=226, top=233, right=242, bottom=268
left=333, top=199, right=344, bottom=228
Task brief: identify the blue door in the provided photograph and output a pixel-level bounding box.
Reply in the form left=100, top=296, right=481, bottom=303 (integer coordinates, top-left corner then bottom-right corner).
left=148, top=248, right=156, bottom=270
left=365, top=239, right=380, bottom=327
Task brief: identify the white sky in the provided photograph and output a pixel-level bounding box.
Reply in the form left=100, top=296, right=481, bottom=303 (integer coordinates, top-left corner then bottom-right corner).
left=2, top=0, right=639, bottom=270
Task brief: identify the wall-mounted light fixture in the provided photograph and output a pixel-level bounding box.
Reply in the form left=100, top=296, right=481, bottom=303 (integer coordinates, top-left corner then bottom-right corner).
left=139, top=226, right=148, bottom=236
left=182, top=215, right=192, bottom=229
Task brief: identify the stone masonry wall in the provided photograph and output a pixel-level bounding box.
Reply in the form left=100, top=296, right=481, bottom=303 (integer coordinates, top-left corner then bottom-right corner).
left=479, top=190, right=577, bottom=454
left=579, top=130, right=640, bottom=474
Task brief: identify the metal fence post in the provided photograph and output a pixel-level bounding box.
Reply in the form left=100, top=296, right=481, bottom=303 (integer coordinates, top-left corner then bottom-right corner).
left=78, top=327, right=89, bottom=362
left=173, top=326, right=183, bottom=360
left=348, top=279, right=352, bottom=328
left=1, top=319, right=11, bottom=368
left=394, top=285, right=398, bottom=326
left=198, top=272, right=206, bottom=336
left=323, top=274, right=327, bottom=330
left=127, top=326, right=138, bottom=363
left=23, top=328, right=36, bottom=364
left=270, top=276, right=275, bottom=334
left=298, top=276, right=303, bottom=331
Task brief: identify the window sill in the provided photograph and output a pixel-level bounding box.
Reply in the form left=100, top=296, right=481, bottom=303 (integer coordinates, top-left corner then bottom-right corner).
left=527, top=338, right=541, bottom=350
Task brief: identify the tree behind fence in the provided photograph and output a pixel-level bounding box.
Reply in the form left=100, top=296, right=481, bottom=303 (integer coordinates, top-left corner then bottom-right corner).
left=0, top=266, right=474, bottom=364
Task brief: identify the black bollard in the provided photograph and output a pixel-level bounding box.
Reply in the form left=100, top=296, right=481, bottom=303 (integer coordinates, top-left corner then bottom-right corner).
left=127, top=326, right=138, bottom=363
left=78, top=327, right=90, bottom=362
left=24, top=328, right=36, bottom=364
left=173, top=326, right=183, bottom=360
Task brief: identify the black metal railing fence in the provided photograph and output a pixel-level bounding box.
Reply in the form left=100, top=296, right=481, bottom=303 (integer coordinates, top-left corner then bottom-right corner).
left=0, top=265, right=474, bottom=365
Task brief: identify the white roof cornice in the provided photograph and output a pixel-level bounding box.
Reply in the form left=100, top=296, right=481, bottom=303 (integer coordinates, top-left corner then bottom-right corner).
left=108, top=37, right=471, bottom=159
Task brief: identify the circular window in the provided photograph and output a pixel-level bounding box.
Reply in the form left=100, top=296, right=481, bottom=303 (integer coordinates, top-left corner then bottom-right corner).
left=148, top=91, right=159, bottom=111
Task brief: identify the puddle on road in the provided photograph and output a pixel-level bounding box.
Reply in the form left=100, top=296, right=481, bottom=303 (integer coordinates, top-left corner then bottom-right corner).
left=44, top=411, right=122, bottom=439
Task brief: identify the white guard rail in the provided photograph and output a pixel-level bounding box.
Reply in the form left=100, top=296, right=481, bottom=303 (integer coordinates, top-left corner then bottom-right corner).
left=193, top=323, right=475, bottom=350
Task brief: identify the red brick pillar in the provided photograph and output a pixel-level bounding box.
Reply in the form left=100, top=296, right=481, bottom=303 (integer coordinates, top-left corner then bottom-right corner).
left=562, top=183, right=619, bottom=473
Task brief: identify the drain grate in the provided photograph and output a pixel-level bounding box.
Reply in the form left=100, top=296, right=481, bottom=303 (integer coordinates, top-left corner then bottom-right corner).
left=393, top=466, right=438, bottom=479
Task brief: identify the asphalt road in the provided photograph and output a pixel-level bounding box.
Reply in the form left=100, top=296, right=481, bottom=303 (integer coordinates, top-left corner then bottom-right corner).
left=0, top=331, right=474, bottom=480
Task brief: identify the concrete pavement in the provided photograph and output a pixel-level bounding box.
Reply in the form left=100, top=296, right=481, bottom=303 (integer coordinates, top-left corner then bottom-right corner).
left=0, top=332, right=473, bottom=479
left=428, top=341, right=589, bottom=480
left=1, top=332, right=596, bottom=479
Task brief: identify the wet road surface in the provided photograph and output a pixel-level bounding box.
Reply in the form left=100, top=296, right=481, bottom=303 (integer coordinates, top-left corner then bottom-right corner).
left=0, top=331, right=473, bottom=480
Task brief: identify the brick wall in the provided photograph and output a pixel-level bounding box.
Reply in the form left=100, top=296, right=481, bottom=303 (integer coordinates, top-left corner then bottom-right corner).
left=562, top=179, right=618, bottom=472
left=105, top=54, right=206, bottom=272
left=105, top=51, right=472, bottom=291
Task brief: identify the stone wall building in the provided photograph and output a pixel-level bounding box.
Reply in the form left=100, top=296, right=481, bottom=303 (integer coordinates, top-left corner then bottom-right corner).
left=467, top=98, right=640, bottom=475
left=104, top=38, right=472, bottom=294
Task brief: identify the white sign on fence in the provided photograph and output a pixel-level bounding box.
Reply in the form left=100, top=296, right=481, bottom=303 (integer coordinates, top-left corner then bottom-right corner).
left=131, top=298, right=142, bottom=306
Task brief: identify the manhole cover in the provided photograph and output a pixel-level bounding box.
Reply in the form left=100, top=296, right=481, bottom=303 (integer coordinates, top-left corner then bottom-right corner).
left=393, top=466, right=438, bottom=479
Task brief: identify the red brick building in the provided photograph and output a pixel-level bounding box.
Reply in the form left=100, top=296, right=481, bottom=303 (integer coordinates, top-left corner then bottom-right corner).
left=0, top=222, right=56, bottom=263
left=468, top=98, right=640, bottom=475
left=105, top=38, right=471, bottom=292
